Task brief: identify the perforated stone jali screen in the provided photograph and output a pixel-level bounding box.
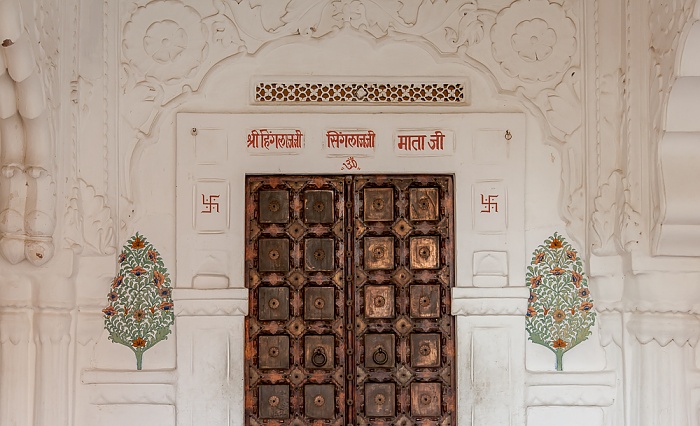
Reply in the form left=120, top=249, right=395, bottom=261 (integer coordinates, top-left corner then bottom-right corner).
left=254, top=82, right=466, bottom=104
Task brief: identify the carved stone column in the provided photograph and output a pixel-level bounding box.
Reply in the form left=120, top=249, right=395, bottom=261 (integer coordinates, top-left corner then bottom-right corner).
left=626, top=312, right=700, bottom=426
left=452, top=287, right=528, bottom=425
left=33, top=311, right=72, bottom=426
left=174, top=288, right=248, bottom=426
left=0, top=309, right=31, bottom=425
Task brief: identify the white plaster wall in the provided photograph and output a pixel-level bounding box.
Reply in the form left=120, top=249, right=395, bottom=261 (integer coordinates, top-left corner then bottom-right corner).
left=1, top=0, right=700, bottom=425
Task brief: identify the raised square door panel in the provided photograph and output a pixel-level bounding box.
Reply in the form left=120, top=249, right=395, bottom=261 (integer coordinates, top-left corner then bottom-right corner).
left=258, top=287, right=289, bottom=321
left=304, top=384, right=335, bottom=419
left=258, top=335, right=290, bottom=369
left=258, top=385, right=290, bottom=419
left=304, top=238, right=335, bottom=271
left=409, top=187, right=440, bottom=221
left=304, top=335, right=334, bottom=370
left=259, top=190, right=290, bottom=223
left=410, top=236, right=440, bottom=269
left=364, top=333, right=395, bottom=368
left=364, top=236, right=394, bottom=270
left=304, top=190, right=334, bottom=223
left=258, top=238, right=290, bottom=272
left=364, top=285, right=395, bottom=318
left=409, top=284, right=441, bottom=318
left=410, top=382, right=442, bottom=417
left=365, top=382, right=396, bottom=417
left=410, top=333, right=441, bottom=368
left=304, top=287, right=335, bottom=320
left=364, top=188, right=394, bottom=221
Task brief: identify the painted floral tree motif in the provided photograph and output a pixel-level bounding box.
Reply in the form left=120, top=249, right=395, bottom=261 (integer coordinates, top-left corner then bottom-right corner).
left=525, top=233, right=595, bottom=371
left=103, top=233, right=174, bottom=370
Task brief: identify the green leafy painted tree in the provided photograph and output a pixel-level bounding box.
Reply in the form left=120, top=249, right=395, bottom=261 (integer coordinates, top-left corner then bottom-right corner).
left=525, top=233, right=595, bottom=371
left=103, top=233, right=174, bottom=370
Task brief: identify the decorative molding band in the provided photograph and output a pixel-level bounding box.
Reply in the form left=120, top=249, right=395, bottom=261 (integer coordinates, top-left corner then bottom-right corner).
left=82, top=368, right=177, bottom=406
left=627, top=312, right=700, bottom=346
left=525, top=370, right=616, bottom=407
left=86, top=384, right=175, bottom=405
left=451, top=287, right=528, bottom=316
left=173, top=288, right=248, bottom=317
left=254, top=80, right=467, bottom=104
left=82, top=369, right=177, bottom=385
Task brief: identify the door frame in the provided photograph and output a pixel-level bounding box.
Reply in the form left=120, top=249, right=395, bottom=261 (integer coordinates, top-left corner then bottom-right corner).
left=175, top=112, right=527, bottom=425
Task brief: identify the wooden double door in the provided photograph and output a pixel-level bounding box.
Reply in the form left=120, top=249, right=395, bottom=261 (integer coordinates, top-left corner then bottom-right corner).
left=245, top=175, right=455, bottom=425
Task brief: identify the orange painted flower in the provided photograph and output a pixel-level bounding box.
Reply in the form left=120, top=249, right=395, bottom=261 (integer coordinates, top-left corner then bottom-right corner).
left=131, top=266, right=146, bottom=277
left=102, top=306, right=117, bottom=317
left=118, top=252, right=126, bottom=263
left=534, top=252, right=545, bottom=264
left=153, top=270, right=165, bottom=288
left=528, top=292, right=537, bottom=303
left=527, top=306, right=537, bottom=317
left=566, top=250, right=577, bottom=261
left=553, top=338, right=567, bottom=348
left=147, top=250, right=159, bottom=263
left=108, top=292, right=118, bottom=302
left=552, top=309, right=566, bottom=322
left=550, top=267, right=565, bottom=276
left=131, top=236, right=145, bottom=249
left=571, top=271, right=583, bottom=287
left=150, top=307, right=155, bottom=314
left=570, top=308, right=575, bottom=315
left=159, top=301, right=174, bottom=312
left=159, top=288, right=171, bottom=298
left=133, top=309, right=145, bottom=321
left=112, top=275, right=124, bottom=288
left=530, top=275, right=542, bottom=288
left=543, top=307, right=550, bottom=315
left=124, top=307, right=129, bottom=316
left=132, top=337, right=147, bottom=348
left=579, top=301, right=594, bottom=312
left=550, top=238, right=563, bottom=249
left=578, top=288, right=590, bottom=298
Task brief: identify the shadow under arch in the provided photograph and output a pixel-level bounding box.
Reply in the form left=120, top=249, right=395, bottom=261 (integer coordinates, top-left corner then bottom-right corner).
left=655, top=3, right=700, bottom=256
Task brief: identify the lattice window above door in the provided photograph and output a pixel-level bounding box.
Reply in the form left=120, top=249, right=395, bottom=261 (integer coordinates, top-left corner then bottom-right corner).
left=254, top=82, right=466, bottom=104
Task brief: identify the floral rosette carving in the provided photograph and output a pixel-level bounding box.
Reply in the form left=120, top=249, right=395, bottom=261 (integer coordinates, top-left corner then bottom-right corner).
left=525, top=232, right=595, bottom=371
left=103, top=233, right=174, bottom=370
left=122, top=0, right=209, bottom=83
left=491, top=0, right=576, bottom=83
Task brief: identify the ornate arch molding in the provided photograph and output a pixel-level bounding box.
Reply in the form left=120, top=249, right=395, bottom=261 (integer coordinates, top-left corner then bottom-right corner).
left=0, top=0, right=56, bottom=266
left=655, top=2, right=700, bottom=256
left=120, top=0, right=586, bottom=238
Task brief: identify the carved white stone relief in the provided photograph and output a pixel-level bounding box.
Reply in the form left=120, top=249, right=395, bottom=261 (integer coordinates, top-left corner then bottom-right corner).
left=0, top=0, right=57, bottom=265
left=648, top=0, right=695, bottom=237
left=491, top=0, right=576, bottom=83
left=118, top=0, right=586, bottom=245
left=65, top=179, right=116, bottom=255
left=654, top=0, right=700, bottom=256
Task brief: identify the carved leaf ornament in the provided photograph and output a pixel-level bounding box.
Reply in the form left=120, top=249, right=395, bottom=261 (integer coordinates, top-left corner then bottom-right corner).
left=525, top=233, right=595, bottom=371
left=103, top=233, right=174, bottom=370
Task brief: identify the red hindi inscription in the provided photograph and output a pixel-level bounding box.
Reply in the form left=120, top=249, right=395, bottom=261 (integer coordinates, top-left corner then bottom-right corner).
left=326, top=130, right=375, bottom=149
left=247, top=129, right=303, bottom=150
left=396, top=130, right=445, bottom=151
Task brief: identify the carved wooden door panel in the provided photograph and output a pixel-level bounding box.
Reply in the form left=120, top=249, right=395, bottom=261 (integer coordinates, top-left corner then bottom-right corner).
left=245, top=175, right=455, bottom=426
